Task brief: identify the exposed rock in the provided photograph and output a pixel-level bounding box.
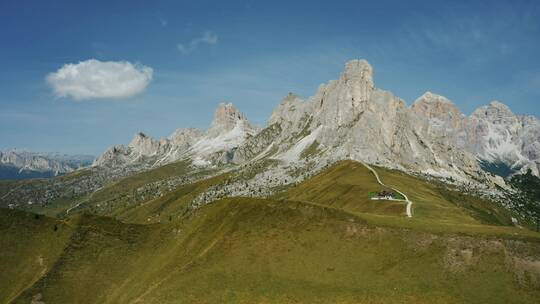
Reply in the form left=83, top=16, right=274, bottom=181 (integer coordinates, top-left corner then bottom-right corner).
left=94, top=102, right=259, bottom=169
left=3, top=58, right=540, bottom=222
left=249, top=60, right=481, bottom=182
left=465, top=101, right=540, bottom=176
left=94, top=58, right=540, bottom=183
left=0, top=150, right=93, bottom=179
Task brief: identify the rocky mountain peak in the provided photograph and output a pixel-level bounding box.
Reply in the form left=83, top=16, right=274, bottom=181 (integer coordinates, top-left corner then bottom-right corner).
left=282, top=92, right=302, bottom=104
left=211, top=103, right=247, bottom=128
left=411, top=92, right=463, bottom=129
left=341, top=60, right=373, bottom=83
left=129, top=132, right=151, bottom=146
left=473, top=100, right=514, bottom=119
left=91, top=59, right=539, bottom=181
left=339, top=59, right=374, bottom=103
left=488, top=100, right=512, bottom=111
left=268, top=93, right=307, bottom=126
left=128, top=132, right=164, bottom=157
left=414, top=91, right=454, bottom=105
left=208, top=102, right=258, bottom=137
left=1, top=150, right=93, bottom=178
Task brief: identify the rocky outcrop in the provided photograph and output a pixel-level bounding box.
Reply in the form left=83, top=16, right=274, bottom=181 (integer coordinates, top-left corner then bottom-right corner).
left=94, top=59, right=540, bottom=182
left=464, top=102, right=540, bottom=176
left=94, top=103, right=259, bottom=168
left=407, top=94, right=540, bottom=177
left=237, top=59, right=540, bottom=182
left=255, top=60, right=481, bottom=181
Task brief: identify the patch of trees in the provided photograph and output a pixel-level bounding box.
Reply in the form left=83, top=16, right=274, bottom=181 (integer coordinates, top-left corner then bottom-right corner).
left=509, top=169, right=540, bottom=231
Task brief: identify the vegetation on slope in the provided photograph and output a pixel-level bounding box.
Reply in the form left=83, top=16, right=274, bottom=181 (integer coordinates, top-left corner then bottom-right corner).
left=0, top=209, right=74, bottom=303
left=3, top=198, right=540, bottom=304
left=276, top=160, right=537, bottom=239
left=113, top=172, right=231, bottom=224
left=508, top=169, right=540, bottom=230
left=59, top=160, right=217, bottom=218
left=375, top=164, right=514, bottom=226
left=3, top=160, right=540, bottom=303
left=276, top=160, right=406, bottom=216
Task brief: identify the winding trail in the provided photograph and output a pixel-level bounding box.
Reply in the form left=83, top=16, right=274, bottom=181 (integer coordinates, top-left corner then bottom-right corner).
left=65, top=199, right=87, bottom=215
left=359, top=161, right=413, bottom=218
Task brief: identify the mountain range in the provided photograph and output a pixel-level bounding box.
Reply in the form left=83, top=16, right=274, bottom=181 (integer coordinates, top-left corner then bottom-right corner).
left=95, top=59, right=539, bottom=183
left=2, top=59, right=540, bottom=303
left=0, top=150, right=94, bottom=180
left=2, top=59, right=539, bottom=216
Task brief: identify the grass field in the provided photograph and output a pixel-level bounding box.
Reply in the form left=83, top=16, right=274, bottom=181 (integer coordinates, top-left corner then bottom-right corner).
left=276, top=161, right=406, bottom=216
left=0, top=209, right=74, bottom=303
left=2, top=198, right=540, bottom=303
left=2, top=160, right=540, bottom=303
left=374, top=165, right=512, bottom=225
left=276, top=161, right=532, bottom=238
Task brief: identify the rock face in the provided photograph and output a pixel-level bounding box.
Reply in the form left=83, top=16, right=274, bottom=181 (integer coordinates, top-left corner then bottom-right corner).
left=242, top=61, right=476, bottom=181
left=0, top=150, right=93, bottom=179
left=94, top=103, right=259, bottom=168
left=465, top=102, right=540, bottom=176
left=236, top=60, right=539, bottom=181
left=208, top=103, right=256, bottom=136
left=4, top=58, right=539, bottom=217
left=95, top=59, right=540, bottom=182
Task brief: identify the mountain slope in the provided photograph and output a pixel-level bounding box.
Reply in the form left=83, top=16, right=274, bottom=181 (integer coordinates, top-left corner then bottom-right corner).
left=2, top=59, right=539, bottom=219
left=94, top=102, right=259, bottom=169
left=0, top=209, right=74, bottom=303
left=87, top=59, right=540, bottom=187
left=235, top=60, right=539, bottom=188
left=275, top=160, right=406, bottom=216
left=468, top=101, right=540, bottom=176
left=3, top=197, right=540, bottom=304
left=277, top=160, right=514, bottom=226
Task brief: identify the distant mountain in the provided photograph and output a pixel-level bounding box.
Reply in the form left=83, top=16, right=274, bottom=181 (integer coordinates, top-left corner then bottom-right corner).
left=94, top=102, right=260, bottom=168
left=0, top=150, right=94, bottom=180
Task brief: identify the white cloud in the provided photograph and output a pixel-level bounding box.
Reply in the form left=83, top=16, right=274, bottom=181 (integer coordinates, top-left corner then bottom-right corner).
left=177, top=31, right=218, bottom=54
left=46, top=59, right=153, bottom=100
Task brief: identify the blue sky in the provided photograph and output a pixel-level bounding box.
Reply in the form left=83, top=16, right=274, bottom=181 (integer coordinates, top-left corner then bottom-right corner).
left=1, top=0, right=539, bottom=155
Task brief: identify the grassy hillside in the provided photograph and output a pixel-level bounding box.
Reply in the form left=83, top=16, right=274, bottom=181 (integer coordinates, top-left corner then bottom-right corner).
left=113, top=172, right=231, bottom=224
left=3, top=198, right=540, bottom=303
left=276, top=161, right=406, bottom=216
left=275, top=160, right=540, bottom=243
left=0, top=160, right=209, bottom=218
left=0, top=209, right=74, bottom=303
left=374, top=165, right=513, bottom=225
left=3, top=160, right=540, bottom=303
left=56, top=160, right=218, bottom=218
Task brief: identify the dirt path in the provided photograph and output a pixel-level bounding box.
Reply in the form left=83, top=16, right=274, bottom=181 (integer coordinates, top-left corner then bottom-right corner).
left=360, top=161, right=413, bottom=218
left=65, top=199, right=87, bottom=214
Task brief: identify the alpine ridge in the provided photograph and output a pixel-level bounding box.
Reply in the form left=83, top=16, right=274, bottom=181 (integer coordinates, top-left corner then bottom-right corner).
left=93, top=59, right=540, bottom=186
left=4, top=58, right=524, bottom=214
left=0, top=150, right=93, bottom=179
left=94, top=102, right=259, bottom=169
